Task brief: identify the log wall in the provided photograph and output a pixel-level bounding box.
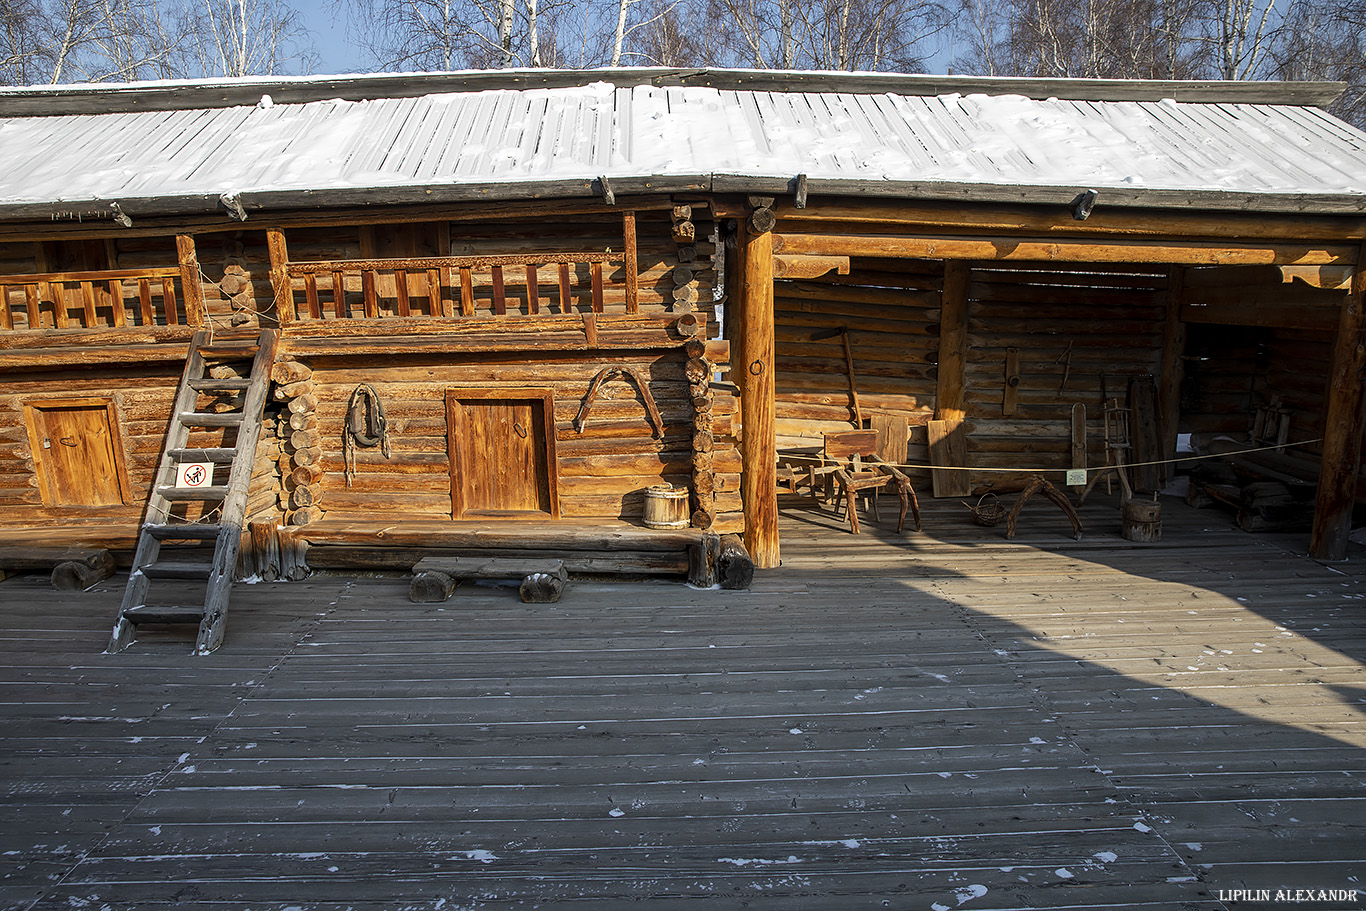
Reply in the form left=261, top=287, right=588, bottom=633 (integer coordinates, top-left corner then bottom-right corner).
left=288, top=350, right=739, bottom=525
left=0, top=365, right=179, bottom=522
left=771, top=257, right=941, bottom=479
left=962, top=263, right=1168, bottom=487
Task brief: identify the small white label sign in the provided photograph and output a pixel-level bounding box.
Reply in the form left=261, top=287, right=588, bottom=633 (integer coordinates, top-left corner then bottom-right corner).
left=1065, top=469, right=1087, bottom=487
left=176, top=462, right=214, bottom=488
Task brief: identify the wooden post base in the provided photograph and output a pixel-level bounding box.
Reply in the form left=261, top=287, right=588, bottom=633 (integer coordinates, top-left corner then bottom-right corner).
left=410, top=557, right=569, bottom=603
left=50, top=550, right=117, bottom=591
left=410, top=570, right=458, bottom=603
left=717, top=534, right=754, bottom=590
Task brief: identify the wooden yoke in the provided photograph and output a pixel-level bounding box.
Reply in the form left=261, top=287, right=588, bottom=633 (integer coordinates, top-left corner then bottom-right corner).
left=574, top=366, right=663, bottom=438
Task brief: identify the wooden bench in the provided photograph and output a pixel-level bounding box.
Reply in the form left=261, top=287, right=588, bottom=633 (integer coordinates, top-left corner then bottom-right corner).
left=410, top=556, right=568, bottom=604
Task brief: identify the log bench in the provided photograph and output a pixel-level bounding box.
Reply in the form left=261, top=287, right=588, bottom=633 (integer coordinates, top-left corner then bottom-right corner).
left=0, top=547, right=117, bottom=591
left=411, top=556, right=569, bottom=604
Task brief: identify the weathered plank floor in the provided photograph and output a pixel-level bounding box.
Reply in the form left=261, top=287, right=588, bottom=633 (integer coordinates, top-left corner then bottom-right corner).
left=1, top=491, right=1364, bottom=910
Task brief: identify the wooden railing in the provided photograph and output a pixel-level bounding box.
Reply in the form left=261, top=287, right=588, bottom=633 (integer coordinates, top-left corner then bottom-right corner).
left=280, top=253, right=638, bottom=323
left=0, top=267, right=190, bottom=331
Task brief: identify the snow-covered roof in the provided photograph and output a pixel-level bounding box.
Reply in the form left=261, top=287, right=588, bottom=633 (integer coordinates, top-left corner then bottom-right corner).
left=2, top=68, right=1366, bottom=221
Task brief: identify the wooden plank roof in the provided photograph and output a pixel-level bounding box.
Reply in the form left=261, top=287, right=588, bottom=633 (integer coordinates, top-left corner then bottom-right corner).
left=1, top=69, right=1365, bottom=224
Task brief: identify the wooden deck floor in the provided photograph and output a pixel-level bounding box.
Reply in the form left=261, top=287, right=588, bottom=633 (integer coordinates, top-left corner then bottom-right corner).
left=2, top=492, right=1364, bottom=910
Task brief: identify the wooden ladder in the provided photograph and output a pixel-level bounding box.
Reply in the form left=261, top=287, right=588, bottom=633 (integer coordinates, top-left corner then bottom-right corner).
left=107, top=329, right=280, bottom=655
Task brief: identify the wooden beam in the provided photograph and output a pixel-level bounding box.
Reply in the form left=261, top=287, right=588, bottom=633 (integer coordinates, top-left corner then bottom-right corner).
left=175, top=234, right=206, bottom=327
left=737, top=222, right=779, bottom=569
left=772, top=254, right=851, bottom=279
left=936, top=262, right=969, bottom=423
left=265, top=228, right=292, bottom=325
left=772, top=233, right=1357, bottom=267
left=773, top=198, right=1366, bottom=243
left=1158, top=268, right=1188, bottom=483
left=1311, top=243, right=1366, bottom=561
left=623, top=210, right=639, bottom=314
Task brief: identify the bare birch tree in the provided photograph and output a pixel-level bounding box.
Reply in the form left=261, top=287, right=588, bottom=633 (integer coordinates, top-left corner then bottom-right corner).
left=185, top=0, right=311, bottom=75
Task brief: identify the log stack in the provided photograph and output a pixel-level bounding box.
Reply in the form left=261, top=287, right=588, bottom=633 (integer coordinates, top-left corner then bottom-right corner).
left=220, top=263, right=255, bottom=327
left=686, top=338, right=715, bottom=529
left=271, top=359, right=325, bottom=526
left=671, top=205, right=699, bottom=314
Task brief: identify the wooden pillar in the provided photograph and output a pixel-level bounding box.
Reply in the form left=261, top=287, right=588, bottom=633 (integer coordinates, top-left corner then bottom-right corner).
left=736, top=220, right=779, bottom=568
left=623, top=210, right=639, bottom=314
left=936, top=261, right=969, bottom=422
left=266, top=228, right=293, bottom=325
left=1310, top=248, right=1366, bottom=561
left=1158, top=267, right=1188, bottom=482
left=929, top=261, right=971, bottom=497
left=175, top=234, right=207, bottom=328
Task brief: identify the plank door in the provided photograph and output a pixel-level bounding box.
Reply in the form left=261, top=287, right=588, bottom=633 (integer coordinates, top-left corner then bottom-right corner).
left=24, top=398, right=131, bottom=507
left=447, top=389, right=559, bottom=519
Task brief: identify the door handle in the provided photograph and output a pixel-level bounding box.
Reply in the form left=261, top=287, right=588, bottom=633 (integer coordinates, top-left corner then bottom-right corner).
left=58, top=437, right=78, bottom=447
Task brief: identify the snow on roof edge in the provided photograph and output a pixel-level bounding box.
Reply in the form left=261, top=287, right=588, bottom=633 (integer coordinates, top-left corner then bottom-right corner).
left=0, top=68, right=1347, bottom=118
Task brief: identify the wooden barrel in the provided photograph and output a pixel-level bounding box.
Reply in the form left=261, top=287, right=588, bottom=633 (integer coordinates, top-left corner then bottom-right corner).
left=1121, top=499, right=1162, bottom=542
left=643, top=485, right=689, bottom=528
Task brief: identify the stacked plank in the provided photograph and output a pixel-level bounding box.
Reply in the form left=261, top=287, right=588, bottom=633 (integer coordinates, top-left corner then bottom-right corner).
left=271, top=359, right=325, bottom=526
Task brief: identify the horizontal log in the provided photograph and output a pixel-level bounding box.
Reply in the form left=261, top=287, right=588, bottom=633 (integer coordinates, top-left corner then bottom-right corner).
left=774, top=198, right=1366, bottom=242
left=772, top=254, right=851, bottom=279
left=305, top=544, right=690, bottom=576
left=773, top=233, right=1358, bottom=267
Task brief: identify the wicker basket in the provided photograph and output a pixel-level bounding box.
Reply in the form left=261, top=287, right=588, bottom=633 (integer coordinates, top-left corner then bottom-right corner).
left=964, top=493, right=1007, bottom=527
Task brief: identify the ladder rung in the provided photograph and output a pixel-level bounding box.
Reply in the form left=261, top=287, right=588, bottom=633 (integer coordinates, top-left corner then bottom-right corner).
left=122, top=604, right=204, bottom=624
left=168, top=448, right=238, bottom=463
left=178, top=412, right=244, bottom=427
left=156, top=485, right=229, bottom=501
left=199, top=344, right=260, bottom=359
left=190, top=378, right=250, bottom=391
left=141, top=561, right=213, bottom=580
left=146, top=523, right=222, bottom=541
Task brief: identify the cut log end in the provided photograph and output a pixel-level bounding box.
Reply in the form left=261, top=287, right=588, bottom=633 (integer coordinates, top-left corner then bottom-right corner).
left=50, top=550, right=117, bottom=591
left=520, top=566, right=568, bottom=603
left=717, top=533, right=754, bottom=590
left=410, top=571, right=457, bottom=603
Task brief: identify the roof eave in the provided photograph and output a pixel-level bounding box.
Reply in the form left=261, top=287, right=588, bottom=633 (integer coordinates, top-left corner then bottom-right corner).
left=6, top=174, right=1366, bottom=227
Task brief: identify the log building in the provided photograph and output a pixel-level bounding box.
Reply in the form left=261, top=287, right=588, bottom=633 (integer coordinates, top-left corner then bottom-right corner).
left=3, top=69, right=1366, bottom=639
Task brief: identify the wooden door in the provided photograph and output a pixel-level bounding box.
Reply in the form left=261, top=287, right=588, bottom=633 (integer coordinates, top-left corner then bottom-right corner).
left=24, top=399, right=130, bottom=507
left=447, top=389, right=559, bottom=519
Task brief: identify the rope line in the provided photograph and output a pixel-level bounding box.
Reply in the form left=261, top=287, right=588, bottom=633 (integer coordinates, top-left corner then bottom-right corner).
left=777, top=438, right=1326, bottom=476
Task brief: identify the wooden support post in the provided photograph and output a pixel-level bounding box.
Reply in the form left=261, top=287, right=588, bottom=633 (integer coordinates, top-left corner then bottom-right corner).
left=738, top=220, right=779, bottom=569
left=1159, top=267, right=1188, bottom=483
left=1071, top=403, right=1086, bottom=492
left=931, top=262, right=972, bottom=497
left=937, top=262, right=969, bottom=423
left=623, top=210, right=639, bottom=314
left=1311, top=245, right=1366, bottom=561
left=265, top=228, right=292, bottom=325
left=175, top=234, right=207, bottom=328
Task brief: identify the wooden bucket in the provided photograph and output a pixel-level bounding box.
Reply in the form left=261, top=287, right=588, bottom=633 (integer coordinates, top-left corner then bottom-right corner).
left=643, top=485, right=690, bottom=528
left=1121, top=499, right=1162, bottom=543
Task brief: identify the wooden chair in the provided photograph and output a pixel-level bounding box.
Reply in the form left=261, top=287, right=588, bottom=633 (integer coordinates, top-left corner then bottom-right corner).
left=824, top=428, right=921, bottom=535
